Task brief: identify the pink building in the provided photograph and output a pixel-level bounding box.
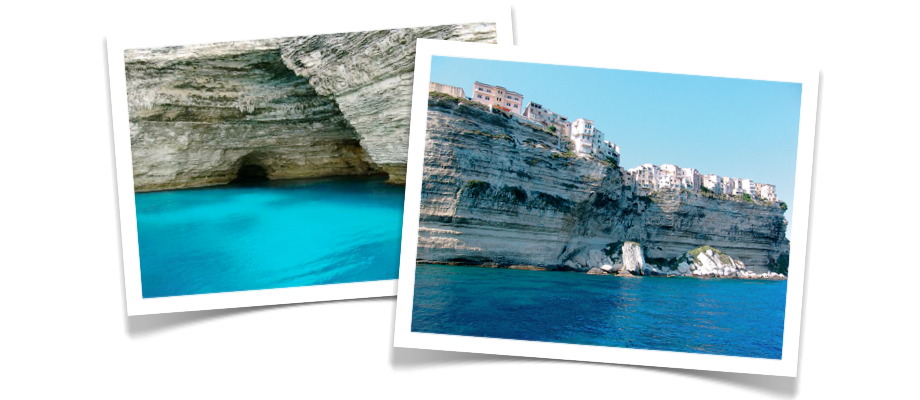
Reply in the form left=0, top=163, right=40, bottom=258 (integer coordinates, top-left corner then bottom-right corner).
left=471, top=81, right=524, bottom=114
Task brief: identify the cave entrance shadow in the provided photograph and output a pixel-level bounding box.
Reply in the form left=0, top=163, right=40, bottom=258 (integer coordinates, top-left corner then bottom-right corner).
left=231, top=164, right=269, bottom=185
left=229, top=151, right=272, bottom=185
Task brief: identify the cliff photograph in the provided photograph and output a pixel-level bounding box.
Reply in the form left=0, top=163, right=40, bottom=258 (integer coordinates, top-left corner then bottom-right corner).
left=117, top=24, right=498, bottom=300
left=407, top=54, right=805, bottom=360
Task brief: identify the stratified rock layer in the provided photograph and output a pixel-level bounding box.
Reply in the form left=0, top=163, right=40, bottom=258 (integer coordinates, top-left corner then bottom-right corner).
left=125, top=44, right=373, bottom=191
left=124, top=24, right=497, bottom=191
left=417, top=98, right=790, bottom=272
left=281, top=24, right=498, bottom=183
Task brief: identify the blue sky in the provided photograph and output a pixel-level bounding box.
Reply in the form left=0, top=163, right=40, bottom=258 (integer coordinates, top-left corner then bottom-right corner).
left=429, top=56, right=802, bottom=229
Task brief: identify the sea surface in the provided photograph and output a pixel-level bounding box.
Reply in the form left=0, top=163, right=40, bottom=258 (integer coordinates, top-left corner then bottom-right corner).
left=411, top=264, right=787, bottom=359
left=134, top=176, right=404, bottom=298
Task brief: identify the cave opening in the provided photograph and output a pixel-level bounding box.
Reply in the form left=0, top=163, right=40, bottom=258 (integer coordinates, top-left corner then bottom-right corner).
left=230, top=164, right=269, bottom=184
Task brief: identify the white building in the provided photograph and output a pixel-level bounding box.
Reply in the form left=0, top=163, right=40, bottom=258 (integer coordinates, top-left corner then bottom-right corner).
left=570, top=118, right=606, bottom=157
left=657, top=164, right=680, bottom=189
left=627, top=163, right=658, bottom=193
left=741, top=179, right=756, bottom=196
left=702, top=174, right=722, bottom=194
left=756, top=183, right=778, bottom=202
left=726, top=177, right=744, bottom=196
left=680, top=167, right=701, bottom=190
left=599, top=140, right=620, bottom=163
left=429, top=82, right=466, bottom=99
left=626, top=164, right=778, bottom=203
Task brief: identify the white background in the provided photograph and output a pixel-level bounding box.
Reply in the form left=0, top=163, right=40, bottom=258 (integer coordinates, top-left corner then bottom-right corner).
left=1, top=1, right=917, bottom=398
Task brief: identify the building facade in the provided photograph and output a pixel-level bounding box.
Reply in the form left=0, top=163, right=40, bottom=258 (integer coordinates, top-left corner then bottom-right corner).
left=626, top=164, right=779, bottom=203
left=523, top=102, right=571, bottom=136
left=680, top=167, right=701, bottom=190
left=599, top=141, right=620, bottom=163
left=629, top=164, right=658, bottom=192
left=429, top=82, right=466, bottom=99
left=756, top=183, right=778, bottom=202
left=471, top=81, right=524, bottom=114
left=702, top=174, right=722, bottom=194
left=570, top=118, right=603, bottom=155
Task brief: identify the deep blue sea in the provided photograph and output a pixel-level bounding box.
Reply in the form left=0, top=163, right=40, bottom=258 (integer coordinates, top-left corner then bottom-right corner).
left=134, top=176, right=404, bottom=298
left=411, top=264, right=787, bottom=359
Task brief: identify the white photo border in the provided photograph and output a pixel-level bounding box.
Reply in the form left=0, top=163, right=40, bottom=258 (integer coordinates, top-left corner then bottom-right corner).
left=108, top=7, right=514, bottom=316
left=393, top=39, right=818, bottom=377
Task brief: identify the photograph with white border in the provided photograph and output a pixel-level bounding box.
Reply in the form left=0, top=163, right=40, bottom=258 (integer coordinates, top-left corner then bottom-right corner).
left=108, top=8, right=513, bottom=316
left=394, top=39, right=817, bottom=377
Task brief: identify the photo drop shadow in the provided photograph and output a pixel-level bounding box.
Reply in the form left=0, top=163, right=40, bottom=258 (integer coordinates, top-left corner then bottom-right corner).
left=391, top=345, right=797, bottom=396
left=125, top=296, right=391, bottom=337
left=125, top=303, right=285, bottom=337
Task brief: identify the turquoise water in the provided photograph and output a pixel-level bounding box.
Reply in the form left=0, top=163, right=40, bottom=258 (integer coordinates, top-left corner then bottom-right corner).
left=411, top=264, right=787, bottom=359
left=135, top=176, right=404, bottom=298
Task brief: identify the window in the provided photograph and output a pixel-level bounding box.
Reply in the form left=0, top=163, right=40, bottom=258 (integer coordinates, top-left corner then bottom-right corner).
left=485, top=97, right=490, bottom=100
left=477, top=94, right=482, bottom=99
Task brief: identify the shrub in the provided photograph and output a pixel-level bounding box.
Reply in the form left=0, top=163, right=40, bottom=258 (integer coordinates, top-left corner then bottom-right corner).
left=550, top=151, right=576, bottom=159
left=515, top=170, right=534, bottom=180
left=768, top=254, right=790, bottom=275
left=463, top=180, right=491, bottom=197
left=779, top=201, right=788, bottom=211
left=592, top=193, right=617, bottom=208
left=688, top=245, right=721, bottom=258
left=491, top=107, right=513, bottom=119
left=534, top=192, right=573, bottom=212
left=501, top=186, right=528, bottom=203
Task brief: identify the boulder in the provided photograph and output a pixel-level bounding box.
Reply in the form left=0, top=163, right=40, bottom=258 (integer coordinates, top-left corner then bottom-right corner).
left=586, top=267, right=608, bottom=275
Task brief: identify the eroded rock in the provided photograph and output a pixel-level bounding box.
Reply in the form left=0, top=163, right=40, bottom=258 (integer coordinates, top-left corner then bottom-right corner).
left=124, top=24, right=498, bottom=191
left=416, top=100, right=790, bottom=275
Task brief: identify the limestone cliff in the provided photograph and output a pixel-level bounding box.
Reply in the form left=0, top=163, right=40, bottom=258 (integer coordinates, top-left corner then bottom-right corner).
left=281, top=23, right=498, bottom=183
left=417, top=96, right=791, bottom=275
left=126, top=44, right=373, bottom=191
left=124, top=24, right=497, bottom=191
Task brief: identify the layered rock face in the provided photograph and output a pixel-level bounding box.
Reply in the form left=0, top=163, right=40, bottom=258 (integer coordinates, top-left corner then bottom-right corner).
left=281, top=24, right=498, bottom=183
left=125, top=24, right=497, bottom=191
left=418, top=97, right=613, bottom=266
left=417, top=97, right=790, bottom=273
left=126, top=44, right=373, bottom=191
left=567, top=187, right=790, bottom=274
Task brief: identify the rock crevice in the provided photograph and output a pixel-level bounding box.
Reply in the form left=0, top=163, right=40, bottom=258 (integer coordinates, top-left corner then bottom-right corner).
left=125, top=24, right=498, bottom=191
